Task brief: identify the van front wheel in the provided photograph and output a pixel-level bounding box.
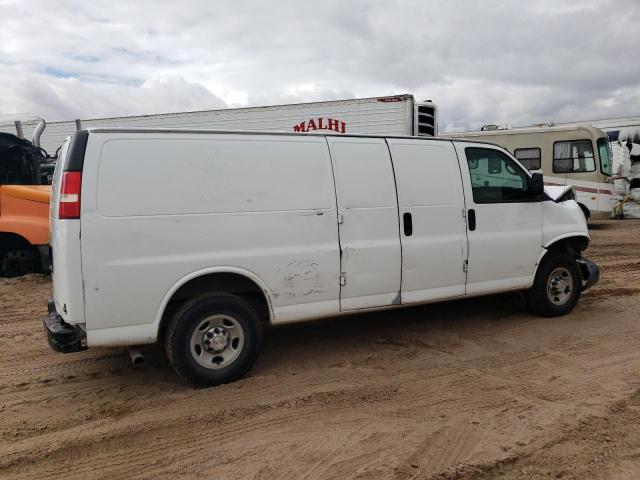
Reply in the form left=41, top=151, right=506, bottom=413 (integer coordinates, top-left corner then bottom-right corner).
left=525, top=252, right=581, bottom=317
left=165, top=293, right=263, bottom=387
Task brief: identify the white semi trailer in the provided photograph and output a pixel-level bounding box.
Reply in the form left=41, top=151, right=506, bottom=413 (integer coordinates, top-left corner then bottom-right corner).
left=0, top=95, right=438, bottom=155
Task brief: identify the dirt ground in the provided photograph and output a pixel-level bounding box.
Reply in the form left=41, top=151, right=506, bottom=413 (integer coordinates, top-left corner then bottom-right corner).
left=1, top=220, right=640, bottom=479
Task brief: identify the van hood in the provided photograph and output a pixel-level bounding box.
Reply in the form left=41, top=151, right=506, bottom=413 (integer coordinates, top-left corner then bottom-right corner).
left=0, top=185, right=52, bottom=204
left=544, top=185, right=575, bottom=203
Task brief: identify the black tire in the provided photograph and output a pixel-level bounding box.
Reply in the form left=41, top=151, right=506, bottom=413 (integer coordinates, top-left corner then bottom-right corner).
left=525, top=251, right=581, bottom=317
left=0, top=249, right=38, bottom=277
left=165, top=292, right=263, bottom=387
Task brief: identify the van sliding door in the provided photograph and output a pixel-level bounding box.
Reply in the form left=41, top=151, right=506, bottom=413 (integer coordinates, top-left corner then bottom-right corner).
left=327, top=137, right=402, bottom=310
left=387, top=139, right=468, bottom=302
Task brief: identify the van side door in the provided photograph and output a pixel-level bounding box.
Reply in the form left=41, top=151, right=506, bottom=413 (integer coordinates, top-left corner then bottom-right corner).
left=327, top=137, right=402, bottom=310
left=386, top=139, right=468, bottom=303
left=454, top=142, right=543, bottom=294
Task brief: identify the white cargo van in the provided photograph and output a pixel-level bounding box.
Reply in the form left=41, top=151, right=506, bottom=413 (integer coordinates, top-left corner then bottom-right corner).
left=45, top=129, right=599, bottom=386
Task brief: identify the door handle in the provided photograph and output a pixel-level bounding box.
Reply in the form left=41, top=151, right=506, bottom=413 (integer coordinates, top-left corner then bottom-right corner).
left=467, top=209, right=476, bottom=231
left=403, top=212, right=413, bottom=236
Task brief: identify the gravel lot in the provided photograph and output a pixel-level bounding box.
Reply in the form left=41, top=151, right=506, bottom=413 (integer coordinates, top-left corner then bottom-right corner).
left=1, top=219, right=640, bottom=479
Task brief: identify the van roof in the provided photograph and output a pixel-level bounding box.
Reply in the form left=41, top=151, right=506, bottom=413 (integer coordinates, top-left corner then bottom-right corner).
left=83, top=127, right=505, bottom=148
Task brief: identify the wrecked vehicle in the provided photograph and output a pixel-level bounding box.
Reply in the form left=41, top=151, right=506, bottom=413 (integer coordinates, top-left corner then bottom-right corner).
left=44, top=129, right=599, bottom=386
left=0, top=121, right=53, bottom=276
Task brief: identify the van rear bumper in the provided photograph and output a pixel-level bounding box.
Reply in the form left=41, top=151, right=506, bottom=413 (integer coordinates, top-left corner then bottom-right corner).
left=43, top=299, right=87, bottom=353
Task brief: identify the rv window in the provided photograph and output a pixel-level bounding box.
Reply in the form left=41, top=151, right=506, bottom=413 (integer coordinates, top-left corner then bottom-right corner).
left=553, top=140, right=595, bottom=173
left=465, top=148, right=529, bottom=203
left=597, top=138, right=612, bottom=176
left=514, top=148, right=541, bottom=170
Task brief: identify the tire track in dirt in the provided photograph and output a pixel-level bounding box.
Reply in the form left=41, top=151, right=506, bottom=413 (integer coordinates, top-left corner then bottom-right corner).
left=430, top=389, right=640, bottom=480
left=0, top=382, right=400, bottom=475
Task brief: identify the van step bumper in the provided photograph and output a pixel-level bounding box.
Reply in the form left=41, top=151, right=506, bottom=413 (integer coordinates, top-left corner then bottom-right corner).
left=43, top=300, right=87, bottom=353
left=577, top=257, right=599, bottom=292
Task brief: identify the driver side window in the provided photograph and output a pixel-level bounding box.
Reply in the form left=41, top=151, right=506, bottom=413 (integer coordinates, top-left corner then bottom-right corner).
left=465, top=147, right=530, bottom=203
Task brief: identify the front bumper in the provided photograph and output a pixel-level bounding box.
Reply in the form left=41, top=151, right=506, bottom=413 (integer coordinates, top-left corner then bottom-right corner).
left=43, top=299, right=87, bottom=353
left=577, top=257, right=600, bottom=292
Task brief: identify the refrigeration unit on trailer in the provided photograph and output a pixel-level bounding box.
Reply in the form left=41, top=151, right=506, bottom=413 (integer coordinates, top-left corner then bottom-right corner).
left=44, top=128, right=599, bottom=387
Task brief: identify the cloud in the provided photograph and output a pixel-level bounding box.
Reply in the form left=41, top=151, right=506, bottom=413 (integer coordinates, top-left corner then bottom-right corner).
left=0, top=0, right=638, bottom=130
left=0, top=70, right=226, bottom=119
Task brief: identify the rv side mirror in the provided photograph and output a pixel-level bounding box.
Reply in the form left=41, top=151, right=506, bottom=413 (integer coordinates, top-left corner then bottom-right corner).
left=530, top=172, right=544, bottom=198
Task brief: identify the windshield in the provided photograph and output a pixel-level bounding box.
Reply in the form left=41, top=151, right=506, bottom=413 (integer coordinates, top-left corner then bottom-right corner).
left=597, top=138, right=612, bottom=176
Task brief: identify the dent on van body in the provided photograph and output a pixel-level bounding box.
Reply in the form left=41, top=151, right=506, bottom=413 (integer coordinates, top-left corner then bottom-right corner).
left=279, top=259, right=326, bottom=298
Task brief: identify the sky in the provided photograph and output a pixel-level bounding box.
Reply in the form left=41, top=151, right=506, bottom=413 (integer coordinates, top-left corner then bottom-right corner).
left=0, top=0, right=639, bottom=132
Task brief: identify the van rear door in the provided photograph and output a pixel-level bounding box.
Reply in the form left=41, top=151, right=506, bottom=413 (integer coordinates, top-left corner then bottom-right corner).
left=387, top=139, right=468, bottom=302
left=327, top=137, right=402, bottom=310
left=50, top=132, right=86, bottom=325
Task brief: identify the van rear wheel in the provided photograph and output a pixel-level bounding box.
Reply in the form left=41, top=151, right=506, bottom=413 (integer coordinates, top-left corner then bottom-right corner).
left=165, top=292, right=263, bottom=387
left=525, top=251, right=581, bottom=317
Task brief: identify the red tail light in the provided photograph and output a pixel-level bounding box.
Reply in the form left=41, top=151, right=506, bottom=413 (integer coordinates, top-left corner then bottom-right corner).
left=59, top=171, right=82, bottom=219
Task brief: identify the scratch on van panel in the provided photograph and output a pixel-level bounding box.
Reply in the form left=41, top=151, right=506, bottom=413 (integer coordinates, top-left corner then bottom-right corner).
left=283, top=260, right=325, bottom=298
left=300, top=210, right=325, bottom=217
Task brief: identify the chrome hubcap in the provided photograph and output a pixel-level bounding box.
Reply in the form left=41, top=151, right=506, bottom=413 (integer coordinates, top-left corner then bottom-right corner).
left=205, top=327, right=230, bottom=352
left=190, top=315, right=244, bottom=369
left=546, top=267, right=574, bottom=306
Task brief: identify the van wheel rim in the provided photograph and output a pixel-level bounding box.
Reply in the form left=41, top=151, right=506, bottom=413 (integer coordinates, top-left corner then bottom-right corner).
left=546, top=267, right=574, bottom=306
left=190, top=315, right=244, bottom=369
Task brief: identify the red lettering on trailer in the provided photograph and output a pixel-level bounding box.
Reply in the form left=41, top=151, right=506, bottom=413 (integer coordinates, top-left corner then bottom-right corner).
left=326, top=118, right=340, bottom=132
left=292, top=118, right=347, bottom=134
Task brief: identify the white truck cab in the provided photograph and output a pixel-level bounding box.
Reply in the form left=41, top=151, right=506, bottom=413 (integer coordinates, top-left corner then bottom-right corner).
left=44, top=129, right=599, bottom=386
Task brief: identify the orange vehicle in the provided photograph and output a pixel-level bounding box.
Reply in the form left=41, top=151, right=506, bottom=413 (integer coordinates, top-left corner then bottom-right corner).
left=0, top=124, right=53, bottom=277
left=0, top=184, right=51, bottom=276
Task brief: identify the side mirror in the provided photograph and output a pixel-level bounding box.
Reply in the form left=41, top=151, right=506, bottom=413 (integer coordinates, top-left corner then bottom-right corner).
left=530, top=172, right=544, bottom=198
